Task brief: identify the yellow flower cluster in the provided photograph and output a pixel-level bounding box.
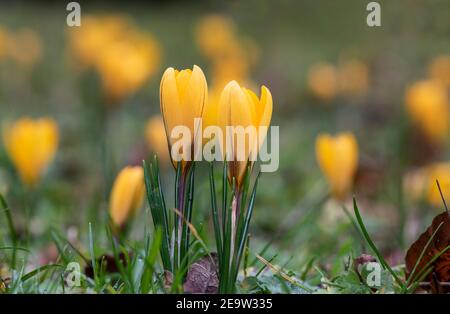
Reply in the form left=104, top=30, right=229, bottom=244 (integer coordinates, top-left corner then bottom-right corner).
left=68, top=15, right=161, bottom=103
left=403, top=55, right=450, bottom=207
left=307, top=59, right=370, bottom=101
left=159, top=65, right=272, bottom=188
left=2, top=118, right=58, bottom=187
left=0, top=26, right=42, bottom=67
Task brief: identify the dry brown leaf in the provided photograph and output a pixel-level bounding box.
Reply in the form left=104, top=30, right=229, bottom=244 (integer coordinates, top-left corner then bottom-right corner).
left=405, top=212, right=450, bottom=293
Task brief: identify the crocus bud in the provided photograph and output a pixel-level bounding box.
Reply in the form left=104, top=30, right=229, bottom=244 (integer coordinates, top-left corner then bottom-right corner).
left=160, top=65, right=208, bottom=171
left=216, top=80, right=272, bottom=188
left=3, top=117, right=58, bottom=186
left=109, top=166, right=145, bottom=230
left=307, top=62, right=338, bottom=102
left=405, top=80, right=449, bottom=144
left=316, top=132, right=358, bottom=200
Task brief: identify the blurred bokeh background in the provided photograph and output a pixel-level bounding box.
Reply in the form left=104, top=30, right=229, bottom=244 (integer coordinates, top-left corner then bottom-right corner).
left=0, top=0, right=450, bottom=279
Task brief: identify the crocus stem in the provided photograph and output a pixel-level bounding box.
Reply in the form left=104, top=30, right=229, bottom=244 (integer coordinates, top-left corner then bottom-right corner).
left=175, top=168, right=187, bottom=274
left=230, top=195, right=237, bottom=269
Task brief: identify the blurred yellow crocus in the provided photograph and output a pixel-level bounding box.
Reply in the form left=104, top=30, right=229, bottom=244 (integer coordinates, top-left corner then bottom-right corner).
left=307, top=63, right=338, bottom=101
left=195, top=15, right=238, bottom=61
left=96, top=33, right=161, bottom=102
left=67, top=15, right=161, bottom=103
left=68, top=15, right=131, bottom=68
left=316, top=132, right=359, bottom=199
left=216, top=81, right=273, bottom=188
left=145, top=115, right=169, bottom=165
left=160, top=65, right=208, bottom=171
left=405, top=80, right=449, bottom=144
left=0, top=27, right=7, bottom=60
left=2, top=118, right=58, bottom=186
left=338, top=60, right=370, bottom=96
left=109, top=166, right=145, bottom=230
left=403, top=167, right=428, bottom=203
left=428, top=55, right=450, bottom=87
left=426, top=162, right=450, bottom=207
left=6, top=28, right=42, bottom=67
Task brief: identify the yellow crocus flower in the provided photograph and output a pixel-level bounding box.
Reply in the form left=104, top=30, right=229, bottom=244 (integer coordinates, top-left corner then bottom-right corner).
left=2, top=117, right=58, bottom=186
left=159, top=65, right=208, bottom=171
left=6, top=28, right=42, bottom=67
left=109, top=166, right=145, bottom=230
left=0, top=27, right=7, bottom=60
left=216, top=81, right=272, bottom=188
left=145, top=115, right=169, bottom=165
left=338, top=59, right=370, bottom=96
left=428, top=55, right=450, bottom=87
left=95, top=32, right=161, bottom=103
left=405, top=80, right=449, bottom=144
left=195, top=15, right=238, bottom=61
left=67, top=15, right=161, bottom=103
left=68, top=15, right=131, bottom=68
left=315, top=132, right=359, bottom=200
left=307, top=62, right=338, bottom=102
left=425, top=162, right=450, bottom=207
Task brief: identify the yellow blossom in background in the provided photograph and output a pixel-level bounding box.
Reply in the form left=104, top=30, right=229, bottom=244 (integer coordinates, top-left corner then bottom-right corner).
left=338, top=60, right=370, bottom=96
left=307, top=63, right=338, bottom=101
left=6, top=28, right=42, bottom=67
left=195, top=15, right=258, bottom=90
left=405, top=80, right=449, bottom=144
left=160, top=65, right=208, bottom=171
left=109, top=166, right=145, bottom=230
left=68, top=15, right=131, bottom=68
left=95, top=32, right=161, bottom=102
left=402, top=167, right=429, bottom=203
left=67, top=15, right=161, bottom=102
left=215, top=81, right=273, bottom=187
left=211, top=54, right=251, bottom=88
left=195, top=15, right=238, bottom=60
left=316, top=132, right=358, bottom=199
left=2, top=118, right=58, bottom=186
left=426, top=162, right=450, bottom=207
left=0, top=27, right=7, bottom=60
left=145, top=115, right=169, bottom=164
left=428, top=55, right=450, bottom=87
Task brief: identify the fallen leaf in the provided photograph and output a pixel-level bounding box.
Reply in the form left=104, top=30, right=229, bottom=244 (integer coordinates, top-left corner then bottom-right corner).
left=405, top=212, right=450, bottom=293
left=183, top=253, right=219, bottom=293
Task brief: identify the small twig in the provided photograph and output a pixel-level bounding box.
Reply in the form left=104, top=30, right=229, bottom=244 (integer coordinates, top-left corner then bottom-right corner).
left=436, top=179, right=450, bottom=218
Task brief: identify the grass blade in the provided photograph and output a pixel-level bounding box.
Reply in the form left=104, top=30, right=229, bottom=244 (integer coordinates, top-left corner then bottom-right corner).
left=230, top=172, right=260, bottom=289
left=209, top=163, right=222, bottom=263
left=352, top=197, right=404, bottom=288
left=0, top=194, right=18, bottom=269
